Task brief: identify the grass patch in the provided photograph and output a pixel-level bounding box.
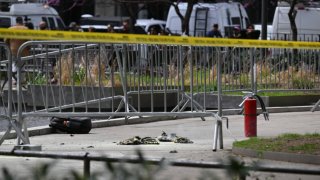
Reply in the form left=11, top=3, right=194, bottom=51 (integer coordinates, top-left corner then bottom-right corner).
left=233, top=133, right=320, bottom=155
left=258, top=91, right=320, bottom=97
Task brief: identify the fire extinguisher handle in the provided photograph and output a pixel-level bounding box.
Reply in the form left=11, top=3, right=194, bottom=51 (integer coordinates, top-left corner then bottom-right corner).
left=239, top=91, right=254, bottom=107
left=239, top=98, right=247, bottom=107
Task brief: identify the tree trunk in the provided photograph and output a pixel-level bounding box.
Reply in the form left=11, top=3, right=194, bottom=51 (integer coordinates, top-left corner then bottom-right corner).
left=288, top=0, right=298, bottom=41
left=122, top=3, right=138, bottom=30
left=171, top=0, right=197, bottom=36
left=182, top=1, right=196, bottom=35
left=288, top=0, right=298, bottom=71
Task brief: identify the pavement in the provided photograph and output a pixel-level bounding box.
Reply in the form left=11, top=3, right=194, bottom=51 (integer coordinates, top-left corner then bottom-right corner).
left=0, top=111, right=320, bottom=179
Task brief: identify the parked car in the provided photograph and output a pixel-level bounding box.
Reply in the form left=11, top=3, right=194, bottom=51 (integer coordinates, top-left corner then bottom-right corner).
left=271, top=3, right=320, bottom=41
left=80, top=15, right=129, bottom=28
left=80, top=15, right=136, bottom=33
left=0, top=3, right=65, bottom=30
left=134, top=19, right=167, bottom=34
left=80, top=25, right=123, bottom=32
left=254, top=24, right=273, bottom=40
left=166, top=2, right=250, bottom=37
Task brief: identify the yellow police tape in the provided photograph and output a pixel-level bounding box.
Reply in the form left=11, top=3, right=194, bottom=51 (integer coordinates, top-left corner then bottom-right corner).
left=0, top=28, right=319, bottom=49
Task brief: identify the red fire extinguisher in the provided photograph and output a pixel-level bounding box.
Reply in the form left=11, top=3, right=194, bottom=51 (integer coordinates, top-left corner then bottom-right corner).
left=244, top=98, right=257, bottom=137
left=240, top=92, right=269, bottom=137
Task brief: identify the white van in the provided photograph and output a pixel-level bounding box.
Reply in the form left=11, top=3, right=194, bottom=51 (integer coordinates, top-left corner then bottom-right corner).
left=272, top=4, right=320, bottom=41
left=80, top=18, right=166, bottom=34
left=135, top=19, right=167, bottom=34
left=0, top=3, right=65, bottom=30
left=165, top=2, right=250, bottom=37
left=253, top=24, right=273, bottom=40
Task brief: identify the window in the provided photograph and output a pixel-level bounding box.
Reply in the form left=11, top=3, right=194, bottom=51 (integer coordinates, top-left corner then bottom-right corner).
left=0, top=17, right=11, bottom=28
left=57, top=18, right=65, bottom=30
left=41, top=17, right=49, bottom=27
left=245, top=18, right=250, bottom=28
left=148, top=25, right=162, bottom=33
left=231, top=17, right=240, bottom=25
left=48, top=17, right=56, bottom=30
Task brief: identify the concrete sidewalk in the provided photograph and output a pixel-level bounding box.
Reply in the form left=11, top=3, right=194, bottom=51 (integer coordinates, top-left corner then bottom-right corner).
left=0, top=111, right=320, bottom=179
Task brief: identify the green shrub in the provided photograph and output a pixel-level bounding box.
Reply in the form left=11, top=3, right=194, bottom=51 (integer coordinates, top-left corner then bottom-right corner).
left=292, top=78, right=314, bottom=89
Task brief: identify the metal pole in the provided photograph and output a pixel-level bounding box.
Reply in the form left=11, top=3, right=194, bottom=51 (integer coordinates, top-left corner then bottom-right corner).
left=16, top=56, right=22, bottom=145
left=123, top=45, right=128, bottom=122
left=189, top=47, right=193, bottom=112
left=17, top=47, right=30, bottom=145
left=179, top=46, right=184, bottom=112
left=218, top=120, right=223, bottom=149
left=250, top=49, right=257, bottom=94
left=261, top=0, right=268, bottom=40
left=212, top=120, right=219, bottom=151
left=7, top=46, right=12, bottom=124
left=217, top=49, right=223, bottom=117
left=84, top=158, right=90, bottom=179
left=213, top=49, right=224, bottom=151
left=163, top=46, right=168, bottom=112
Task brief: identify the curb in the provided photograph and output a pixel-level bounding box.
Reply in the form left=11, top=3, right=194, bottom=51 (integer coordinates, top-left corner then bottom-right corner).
left=232, top=147, right=320, bottom=165
left=1, top=116, right=177, bottom=139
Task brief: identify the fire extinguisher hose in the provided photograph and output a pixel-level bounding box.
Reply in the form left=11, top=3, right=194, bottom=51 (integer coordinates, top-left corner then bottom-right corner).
left=253, top=95, right=269, bottom=121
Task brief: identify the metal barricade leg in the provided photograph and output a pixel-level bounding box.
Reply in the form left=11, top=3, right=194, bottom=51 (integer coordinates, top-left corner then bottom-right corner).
left=12, top=118, right=30, bottom=144
left=113, top=45, right=138, bottom=122
left=0, top=116, right=12, bottom=145
left=311, top=99, right=320, bottom=112
left=212, top=118, right=223, bottom=151
left=0, top=116, right=29, bottom=145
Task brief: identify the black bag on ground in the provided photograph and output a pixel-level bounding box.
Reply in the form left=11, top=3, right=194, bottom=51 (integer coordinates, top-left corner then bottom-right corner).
left=49, top=117, right=92, bottom=134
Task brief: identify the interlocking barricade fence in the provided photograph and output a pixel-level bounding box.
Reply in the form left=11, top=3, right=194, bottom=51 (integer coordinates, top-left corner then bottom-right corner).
left=4, top=41, right=223, bottom=150
left=0, top=29, right=319, bottom=150
left=270, top=33, right=320, bottom=42
left=0, top=43, right=30, bottom=145
left=15, top=42, right=219, bottom=115
left=0, top=43, right=10, bottom=144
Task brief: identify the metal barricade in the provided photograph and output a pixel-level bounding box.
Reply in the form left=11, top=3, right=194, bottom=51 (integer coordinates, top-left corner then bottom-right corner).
left=214, top=47, right=320, bottom=93
left=6, top=41, right=222, bottom=150
left=2, top=39, right=320, bottom=149
left=0, top=43, right=30, bottom=146
left=13, top=42, right=216, bottom=114
left=257, top=48, right=320, bottom=92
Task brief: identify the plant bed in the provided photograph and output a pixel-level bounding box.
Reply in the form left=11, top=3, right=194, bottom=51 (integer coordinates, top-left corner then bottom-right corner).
left=232, top=133, right=320, bottom=165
